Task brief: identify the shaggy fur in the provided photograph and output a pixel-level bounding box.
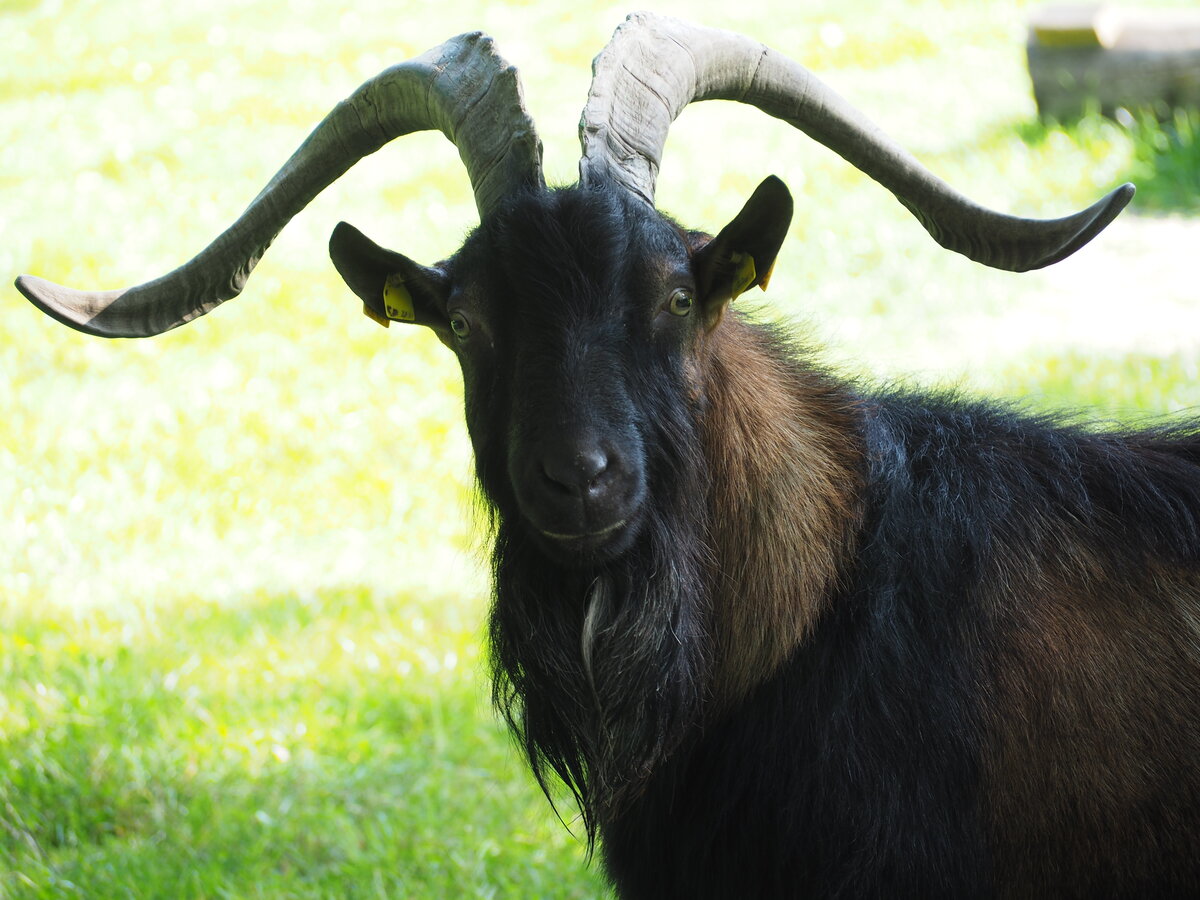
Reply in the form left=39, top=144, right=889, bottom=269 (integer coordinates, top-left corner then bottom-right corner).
left=341, top=181, right=1200, bottom=897
left=604, top=362, right=1200, bottom=900
left=474, top=185, right=718, bottom=834
left=600, top=350, right=1200, bottom=898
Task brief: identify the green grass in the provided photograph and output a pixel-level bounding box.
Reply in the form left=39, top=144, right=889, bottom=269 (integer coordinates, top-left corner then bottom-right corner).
left=1, top=588, right=594, bottom=897
left=1013, top=108, right=1200, bottom=215
left=1123, top=110, right=1200, bottom=214
left=3, top=0, right=1199, bottom=896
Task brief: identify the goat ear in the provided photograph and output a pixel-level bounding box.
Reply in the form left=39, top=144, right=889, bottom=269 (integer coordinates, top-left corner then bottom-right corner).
left=329, top=222, right=450, bottom=330
left=693, top=176, right=793, bottom=323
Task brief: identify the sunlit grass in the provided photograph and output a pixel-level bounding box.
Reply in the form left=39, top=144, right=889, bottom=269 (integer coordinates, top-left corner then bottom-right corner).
left=994, top=351, right=1200, bottom=421
left=1, top=586, right=596, bottom=897
left=1123, top=109, right=1200, bottom=213
left=3, top=0, right=1198, bottom=896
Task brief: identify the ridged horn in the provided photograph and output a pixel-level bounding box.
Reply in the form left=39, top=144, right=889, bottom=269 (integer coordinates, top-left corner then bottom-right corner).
left=579, top=12, right=1132, bottom=272
left=16, top=32, right=544, bottom=338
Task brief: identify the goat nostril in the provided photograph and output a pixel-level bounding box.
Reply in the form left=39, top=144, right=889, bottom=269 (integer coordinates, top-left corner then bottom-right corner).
left=581, top=449, right=609, bottom=486
left=542, top=447, right=611, bottom=495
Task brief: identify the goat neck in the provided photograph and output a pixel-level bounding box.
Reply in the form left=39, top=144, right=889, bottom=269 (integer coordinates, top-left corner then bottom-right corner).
left=697, top=315, right=864, bottom=710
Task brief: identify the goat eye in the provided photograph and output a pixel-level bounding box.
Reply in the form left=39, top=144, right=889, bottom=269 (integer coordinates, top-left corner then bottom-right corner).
left=667, top=289, right=694, bottom=317
left=449, top=313, right=471, bottom=338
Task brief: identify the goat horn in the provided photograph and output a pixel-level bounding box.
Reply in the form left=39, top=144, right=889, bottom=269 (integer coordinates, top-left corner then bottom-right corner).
left=579, top=13, right=1132, bottom=272
left=17, top=32, right=544, bottom=338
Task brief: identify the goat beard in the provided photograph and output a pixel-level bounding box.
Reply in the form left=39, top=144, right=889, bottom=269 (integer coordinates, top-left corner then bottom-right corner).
left=488, top=487, right=712, bottom=844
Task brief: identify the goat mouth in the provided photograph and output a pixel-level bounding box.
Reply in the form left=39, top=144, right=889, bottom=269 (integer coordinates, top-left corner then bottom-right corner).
left=540, top=519, right=628, bottom=544
left=535, top=517, right=636, bottom=562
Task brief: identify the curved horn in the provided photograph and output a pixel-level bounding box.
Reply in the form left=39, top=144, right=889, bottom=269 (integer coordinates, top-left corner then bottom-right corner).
left=579, top=13, right=1132, bottom=272
left=17, top=32, right=544, bottom=338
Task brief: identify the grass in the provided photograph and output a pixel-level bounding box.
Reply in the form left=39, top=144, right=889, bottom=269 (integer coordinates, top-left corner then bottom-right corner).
left=1123, top=110, right=1200, bottom=213
left=1014, top=108, right=1200, bottom=215
left=3, top=0, right=1199, bottom=896
left=2, top=588, right=591, bottom=897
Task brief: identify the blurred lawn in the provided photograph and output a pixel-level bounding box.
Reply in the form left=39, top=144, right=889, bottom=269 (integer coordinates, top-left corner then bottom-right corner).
left=3, top=0, right=1199, bottom=896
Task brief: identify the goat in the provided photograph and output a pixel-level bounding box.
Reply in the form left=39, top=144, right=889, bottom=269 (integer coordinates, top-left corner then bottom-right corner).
left=17, top=13, right=1200, bottom=899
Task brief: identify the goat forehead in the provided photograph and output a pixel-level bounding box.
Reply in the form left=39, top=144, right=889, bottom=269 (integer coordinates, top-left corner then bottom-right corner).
left=487, top=187, right=686, bottom=315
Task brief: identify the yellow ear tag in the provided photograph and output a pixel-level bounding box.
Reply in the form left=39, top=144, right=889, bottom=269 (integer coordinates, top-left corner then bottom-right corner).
left=758, top=258, right=777, bottom=292
left=730, top=252, right=757, bottom=300
left=383, top=273, right=416, bottom=322
left=363, top=303, right=390, bottom=328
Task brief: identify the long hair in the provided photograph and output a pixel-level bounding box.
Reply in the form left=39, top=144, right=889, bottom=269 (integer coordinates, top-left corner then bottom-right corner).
left=487, top=363, right=713, bottom=844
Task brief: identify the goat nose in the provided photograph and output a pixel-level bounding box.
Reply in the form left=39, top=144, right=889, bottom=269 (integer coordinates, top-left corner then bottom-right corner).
left=541, top=445, right=610, bottom=496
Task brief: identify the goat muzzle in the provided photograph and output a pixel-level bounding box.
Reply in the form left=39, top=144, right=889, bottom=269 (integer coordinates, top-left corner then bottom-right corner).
left=514, top=435, right=646, bottom=562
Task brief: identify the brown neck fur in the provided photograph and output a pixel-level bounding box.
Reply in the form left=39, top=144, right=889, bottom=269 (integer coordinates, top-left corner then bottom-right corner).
left=697, top=313, right=865, bottom=710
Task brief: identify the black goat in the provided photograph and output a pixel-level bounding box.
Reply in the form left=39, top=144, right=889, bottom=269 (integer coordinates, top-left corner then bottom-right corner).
left=17, top=14, right=1200, bottom=899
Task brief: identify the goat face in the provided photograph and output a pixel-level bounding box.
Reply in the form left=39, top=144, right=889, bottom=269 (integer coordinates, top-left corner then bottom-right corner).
left=329, top=177, right=794, bottom=566
left=328, top=180, right=793, bottom=826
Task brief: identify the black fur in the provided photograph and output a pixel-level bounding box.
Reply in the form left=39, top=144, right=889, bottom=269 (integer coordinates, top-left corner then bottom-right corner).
left=470, top=185, right=715, bottom=837
left=333, top=181, right=1200, bottom=897
left=601, top=390, right=1200, bottom=898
